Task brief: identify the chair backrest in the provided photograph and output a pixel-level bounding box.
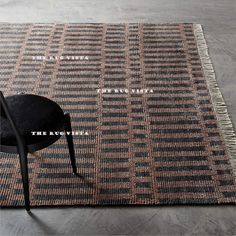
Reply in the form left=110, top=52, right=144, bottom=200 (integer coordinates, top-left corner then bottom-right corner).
left=0, top=91, right=25, bottom=147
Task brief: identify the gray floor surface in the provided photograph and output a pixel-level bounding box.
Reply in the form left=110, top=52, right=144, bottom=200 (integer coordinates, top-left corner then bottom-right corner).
left=0, top=0, right=236, bottom=235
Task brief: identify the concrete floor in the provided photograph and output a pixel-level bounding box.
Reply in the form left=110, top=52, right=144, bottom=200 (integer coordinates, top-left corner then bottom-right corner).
left=0, top=0, right=236, bottom=235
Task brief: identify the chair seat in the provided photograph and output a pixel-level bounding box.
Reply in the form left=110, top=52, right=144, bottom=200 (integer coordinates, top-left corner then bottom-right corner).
left=0, top=94, right=65, bottom=146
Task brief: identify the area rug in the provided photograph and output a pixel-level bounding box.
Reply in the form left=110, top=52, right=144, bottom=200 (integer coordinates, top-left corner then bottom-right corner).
left=0, top=23, right=236, bottom=207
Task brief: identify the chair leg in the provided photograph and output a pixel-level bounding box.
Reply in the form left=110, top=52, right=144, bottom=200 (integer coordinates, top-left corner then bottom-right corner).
left=18, top=148, right=30, bottom=211
left=64, top=113, right=77, bottom=174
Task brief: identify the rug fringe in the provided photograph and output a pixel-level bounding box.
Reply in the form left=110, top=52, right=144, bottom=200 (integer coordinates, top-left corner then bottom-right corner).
left=193, top=24, right=236, bottom=179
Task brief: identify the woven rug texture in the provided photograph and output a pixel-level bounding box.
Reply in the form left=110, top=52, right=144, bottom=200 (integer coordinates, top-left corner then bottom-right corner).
left=0, top=23, right=236, bottom=207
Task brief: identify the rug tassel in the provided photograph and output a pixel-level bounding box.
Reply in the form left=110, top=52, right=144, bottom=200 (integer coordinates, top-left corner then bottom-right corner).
left=194, top=24, right=236, bottom=178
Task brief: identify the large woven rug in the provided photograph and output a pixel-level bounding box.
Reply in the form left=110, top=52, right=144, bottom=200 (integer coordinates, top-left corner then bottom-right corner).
left=0, top=23, right=236, bottom=207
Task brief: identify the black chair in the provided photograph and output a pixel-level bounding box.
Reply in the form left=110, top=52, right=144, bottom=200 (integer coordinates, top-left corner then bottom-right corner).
left=0, top=91, right=77, bottom=211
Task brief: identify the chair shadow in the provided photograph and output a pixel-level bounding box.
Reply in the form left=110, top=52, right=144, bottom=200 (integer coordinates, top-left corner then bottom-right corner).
left=32, top=152, right=102, bottom=191
left=28, top=211, right=60, bottom=235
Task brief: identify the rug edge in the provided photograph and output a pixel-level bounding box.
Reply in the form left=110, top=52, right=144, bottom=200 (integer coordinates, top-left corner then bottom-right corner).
left=193, top=24, right=236, bottom=180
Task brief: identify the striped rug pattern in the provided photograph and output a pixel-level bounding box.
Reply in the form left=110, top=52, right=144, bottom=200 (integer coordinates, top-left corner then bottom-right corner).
left=0, top=23, right=236, bottom=207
